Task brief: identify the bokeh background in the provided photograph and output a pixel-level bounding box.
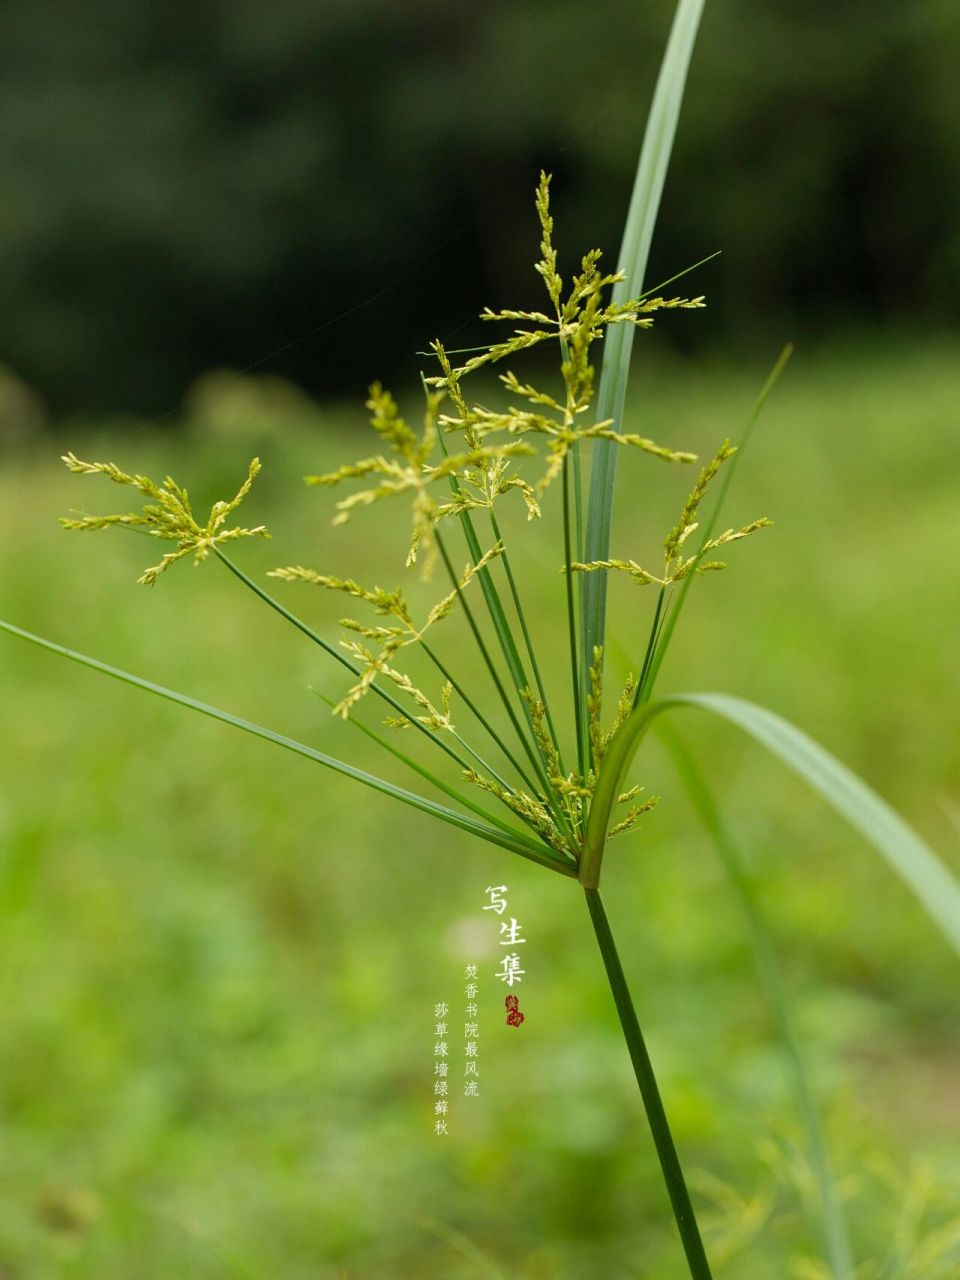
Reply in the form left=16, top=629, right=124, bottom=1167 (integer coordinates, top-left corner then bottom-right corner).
left=1, top=2, right=959, bottom=1276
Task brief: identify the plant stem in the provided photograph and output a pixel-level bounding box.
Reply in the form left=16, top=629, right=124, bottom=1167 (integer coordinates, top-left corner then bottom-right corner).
left=420, top=638, right=539, bottom=794
left=563, top=455, right=587, bottom=777
left=584, top=888, right=713, bottom=1280
left=572, top=441, right=585, bottom=564
left=633, top=585, right=667, bottom=709
left=216, top=550, right=560, bottom=841
left=214, top=549, right=477, bottom=777
left=322, top=691, right=557, bottom=853
left=488, top=509, right=565, bottom=773
left=434, top=531, right=546, bottom=790
left=435, top=529, right=575, bottom=847
left=434, top=431, right=563, bottom=801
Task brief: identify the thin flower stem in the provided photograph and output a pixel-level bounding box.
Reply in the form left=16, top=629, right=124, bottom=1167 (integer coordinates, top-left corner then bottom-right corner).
left=434, top=530, right=543, bottom=781
left=420, top=639, right=540, bottom=795
left=584, top=888, right=713, bottom=1280
left=572, top=441, right=585, bottom=564
left=556, top=337, right=585, bottom=566
left=213, top=549, right=478, bottom=778
left=220, top=549, right=557, bottom=850
left=435, top=528, right=575, bottom=846
left=318, top=691, right=551, bottom=852
left=457, top=510, right=573, bottom=837
left=415, top=642, right=548, bottom=835
left=563, top=456, right=587, bottom=777
left=557, top=335, right=588, bottom=759
left=633, top=586, right=667, bottom=709
left=487, top=509, right=565, bottom=773
left=434, top=432, right=565, bottom=801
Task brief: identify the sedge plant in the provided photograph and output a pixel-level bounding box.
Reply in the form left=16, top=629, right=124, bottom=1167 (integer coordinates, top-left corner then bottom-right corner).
left=3, top=2, right=960, bottom=1275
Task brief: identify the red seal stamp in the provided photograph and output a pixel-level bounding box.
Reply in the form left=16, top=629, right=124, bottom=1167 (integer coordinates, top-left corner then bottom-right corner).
left=505, top=994, right=525, bottom=1027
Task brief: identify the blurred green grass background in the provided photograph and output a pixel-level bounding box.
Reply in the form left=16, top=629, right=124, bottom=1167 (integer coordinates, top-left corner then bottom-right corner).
left=2, top=338, right=959, bottom=1277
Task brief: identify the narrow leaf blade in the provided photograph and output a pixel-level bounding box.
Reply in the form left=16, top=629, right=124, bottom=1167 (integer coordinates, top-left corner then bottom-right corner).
left=0, top=617, right=574, bottom=874
left=582, top=0, right=707, bottom=671
left=673, top=693, right=960, bottom=958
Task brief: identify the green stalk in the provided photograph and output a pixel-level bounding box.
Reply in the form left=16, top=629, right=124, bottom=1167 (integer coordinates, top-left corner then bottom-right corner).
left=317, top=691, right=566, bottom=855
left=585, top=889, right=713, bottom=1279
left=436, top=518, right=575, bottom=846
left=434, top=529, right=546, bottom=797
left=455, top=509, right=562, bottom=800
left=223, top=544, right=542, bottom=838
left=563, top=455, right=587, bottom=776
left=572, top=443, right=585, bottom=563
left=420, top=637, right=540, bottom=795
left=434, top=454, right=575, bottom=846
left=214, top=549, right=478, bottom=778
left=457, top=504, right=535, bottom=709
left=556, top=337, right=589, bottom=772
left=435, top=432, right=562, bottom=799
left=488, top=509, right=565, bottom=773
left=633, top=585, right=667, bottom=709
left=639, top=250, right=721, bottom=300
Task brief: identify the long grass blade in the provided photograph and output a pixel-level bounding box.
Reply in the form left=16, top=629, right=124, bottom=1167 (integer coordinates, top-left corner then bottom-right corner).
left=0, top=617, right=574, bottom=875
left=581, top=0, right=707, bottom=688
left=663, top=726, right=855, bottom=1279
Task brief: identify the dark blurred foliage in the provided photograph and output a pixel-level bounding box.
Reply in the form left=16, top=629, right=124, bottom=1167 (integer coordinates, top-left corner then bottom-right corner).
left=1, top=0, right=958, bottom=415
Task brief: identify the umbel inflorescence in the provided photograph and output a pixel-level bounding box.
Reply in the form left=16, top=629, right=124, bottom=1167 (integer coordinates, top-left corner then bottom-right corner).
left=14, top=16, right=953, bottom=1270
left=60, top=173, right=769, bottom=867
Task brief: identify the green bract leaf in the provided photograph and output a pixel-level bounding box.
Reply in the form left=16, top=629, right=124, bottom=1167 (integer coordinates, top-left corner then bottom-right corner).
left=582, top=0, right=707, bottom=695
left=673, top=694, right=960, bottom=959
left=0, top=617, right=575, bottom=877
left=583, top=691, right=960, bottom=961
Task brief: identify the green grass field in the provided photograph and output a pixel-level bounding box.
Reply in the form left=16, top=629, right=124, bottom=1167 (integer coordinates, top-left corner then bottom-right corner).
left=2, top=338, right=959, bottom=1278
